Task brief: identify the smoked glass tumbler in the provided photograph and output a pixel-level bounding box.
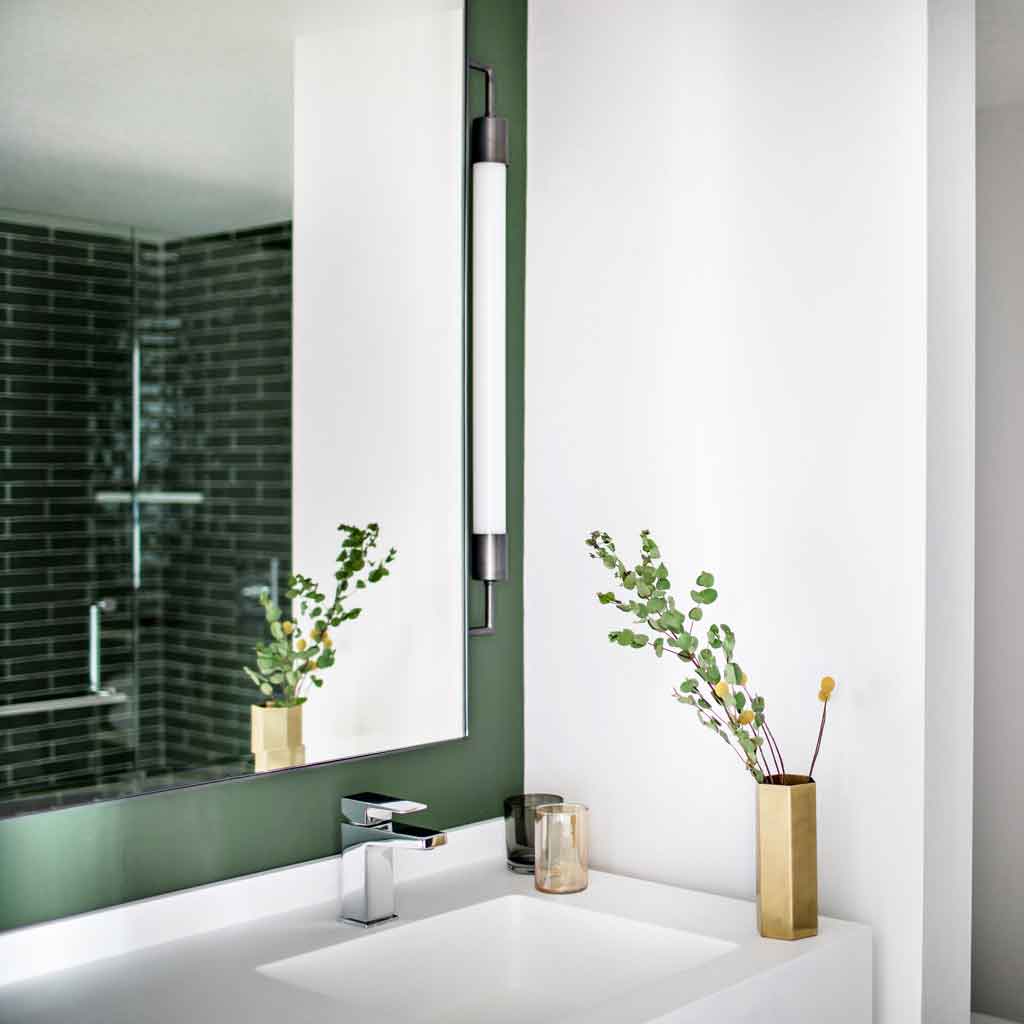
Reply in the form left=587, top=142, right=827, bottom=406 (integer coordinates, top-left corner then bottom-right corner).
left=534, top=803, right=589, bottom=894
left=504, top=793, right=563, bottom=873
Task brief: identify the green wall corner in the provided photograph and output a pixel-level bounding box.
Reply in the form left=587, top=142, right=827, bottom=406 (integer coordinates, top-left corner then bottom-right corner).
left=0, top=0, right=526, bottom=932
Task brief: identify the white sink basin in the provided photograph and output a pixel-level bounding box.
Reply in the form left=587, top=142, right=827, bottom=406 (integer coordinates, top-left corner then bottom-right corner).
left=258, top=894, right=735, bottom=1023
left=0, top=821, right=872, bottom=1023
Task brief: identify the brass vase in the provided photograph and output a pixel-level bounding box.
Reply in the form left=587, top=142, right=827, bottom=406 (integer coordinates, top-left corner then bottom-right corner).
left=250, top=704, right=306, bottom=773
left=756, top=774, right=818, bottom=940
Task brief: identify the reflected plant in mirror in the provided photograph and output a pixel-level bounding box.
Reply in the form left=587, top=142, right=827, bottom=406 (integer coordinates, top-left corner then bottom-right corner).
left=245, top=524, right=397, bottom=708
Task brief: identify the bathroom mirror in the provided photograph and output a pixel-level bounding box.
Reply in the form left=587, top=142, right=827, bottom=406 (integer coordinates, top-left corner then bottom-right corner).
left=0, top=0, right=467, bottom=818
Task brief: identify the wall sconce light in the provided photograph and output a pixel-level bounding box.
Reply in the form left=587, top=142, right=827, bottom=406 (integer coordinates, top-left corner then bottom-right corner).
left=468, top=60, right=508, bottom=638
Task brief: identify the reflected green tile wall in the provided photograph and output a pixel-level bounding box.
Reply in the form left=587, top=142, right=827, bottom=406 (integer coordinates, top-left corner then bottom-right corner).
left=0, top=0, right=526, bottom=932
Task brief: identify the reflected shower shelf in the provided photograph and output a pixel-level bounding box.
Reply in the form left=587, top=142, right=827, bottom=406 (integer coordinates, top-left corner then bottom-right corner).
left=0, top=691, right=128, bottom=717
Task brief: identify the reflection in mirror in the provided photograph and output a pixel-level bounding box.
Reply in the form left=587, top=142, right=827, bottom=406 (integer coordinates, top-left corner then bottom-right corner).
left=0, top=0, right=466, bottom=818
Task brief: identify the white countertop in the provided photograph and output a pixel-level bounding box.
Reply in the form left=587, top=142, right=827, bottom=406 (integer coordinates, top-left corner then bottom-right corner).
left=0, top=819, right=872, bottom=1023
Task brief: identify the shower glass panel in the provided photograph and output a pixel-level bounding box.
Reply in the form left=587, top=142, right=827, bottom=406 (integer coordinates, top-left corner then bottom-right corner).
left=136, top=223, right=292, bottom=782
left=0, top=211, right=292, bottom=813
left=0, top=214, right=139, bottom=808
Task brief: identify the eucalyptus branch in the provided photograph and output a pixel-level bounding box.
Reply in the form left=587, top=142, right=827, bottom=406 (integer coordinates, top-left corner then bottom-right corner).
left=587, top=529, right=838, bottom=784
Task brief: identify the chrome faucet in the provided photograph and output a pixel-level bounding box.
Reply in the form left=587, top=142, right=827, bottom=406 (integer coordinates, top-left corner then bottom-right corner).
left=339, top=792, right=447, bottom=927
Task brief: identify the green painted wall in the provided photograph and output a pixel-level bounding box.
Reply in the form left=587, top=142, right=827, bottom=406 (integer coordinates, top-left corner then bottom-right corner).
left=0, top=0, right=526, bottom=932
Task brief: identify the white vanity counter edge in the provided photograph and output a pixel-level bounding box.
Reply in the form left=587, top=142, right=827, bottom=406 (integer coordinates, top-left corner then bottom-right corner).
left=0, top=816, right=506, bottom=987
left=0, top=817, right=872, bottom=1024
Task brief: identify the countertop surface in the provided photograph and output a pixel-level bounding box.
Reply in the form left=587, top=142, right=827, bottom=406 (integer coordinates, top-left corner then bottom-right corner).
left=0, top=851, right=871, bottom=1024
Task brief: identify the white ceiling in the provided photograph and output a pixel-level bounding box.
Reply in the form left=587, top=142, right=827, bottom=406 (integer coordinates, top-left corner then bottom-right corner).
left=0, top=0, right=460, bottom=237
left=978, top=0, right=1024, bottom=110
left=4, top=0, right=1016, bottom=233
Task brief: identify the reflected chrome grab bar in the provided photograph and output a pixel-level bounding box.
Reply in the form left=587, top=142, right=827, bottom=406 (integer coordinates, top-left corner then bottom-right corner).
left=94, top=491, right=204, bottom=505
left=89, top=598, right=117, bottom=694
left=0, top=601, right=129, bottom=718
left=0, top=692, right=127, bottom=718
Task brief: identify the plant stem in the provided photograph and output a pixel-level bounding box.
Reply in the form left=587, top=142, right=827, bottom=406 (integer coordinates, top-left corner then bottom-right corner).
left=751, top=736, right=774, bottom=782
left=750, top=695, right=785, bottom=780
left=690, top=653, right=769, bottom=781
left=737, top=679, right=779, bottom=782
left=634, top=600, right=776, bottom=784
left=671, top=691, right=751, bottom=771
left=754, top=729, right=777, bottom=782
left=808, top=701, right=828, bottom=779
left=764, top=723, right=786, bottom=780
left=756, top=723, right=781, bottom=782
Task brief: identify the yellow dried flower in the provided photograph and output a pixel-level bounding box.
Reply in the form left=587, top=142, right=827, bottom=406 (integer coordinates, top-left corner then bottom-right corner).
left=282, top=621, right=294, bottom=635
left=740, top=671, right=749, bottom=685
left=714, top=681, right=730, bottom=699
left=820, top=675, right=836, bottom=694
left=738, top=708, right=754, bottom=725
left=296, top=638, right=307, bottom=652
left=322, top=633, right=333, bottom=649
left=818, top=689, right=830, bottom=702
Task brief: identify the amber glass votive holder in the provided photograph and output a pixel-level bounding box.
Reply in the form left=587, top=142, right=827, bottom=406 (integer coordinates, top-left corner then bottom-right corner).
left=534, top=803, right=589, bottom=894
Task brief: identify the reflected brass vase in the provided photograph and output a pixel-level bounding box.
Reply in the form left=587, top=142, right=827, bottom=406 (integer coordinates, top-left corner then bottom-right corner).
left=250, top=704, right=306, bottom=773
left=756, top=774, right=818, bottom=940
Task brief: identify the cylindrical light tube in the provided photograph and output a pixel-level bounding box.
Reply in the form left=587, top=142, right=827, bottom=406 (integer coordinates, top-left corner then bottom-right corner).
left=472, top=160, right=507, bottom=541
left=468, top=61, right=509, bottom=632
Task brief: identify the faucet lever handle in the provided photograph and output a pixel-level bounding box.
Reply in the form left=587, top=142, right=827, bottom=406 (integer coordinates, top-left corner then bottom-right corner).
left=341, top=792, right=428, bottom=826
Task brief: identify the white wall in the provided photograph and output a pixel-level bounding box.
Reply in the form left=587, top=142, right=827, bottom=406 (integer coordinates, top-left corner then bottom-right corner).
left=524, top=2, right=972, bottom=1022
left=974, top=102, right=1024, bottom=1023
left=293, top=7, right=465, bottom=762
left=924, top=2, right=975, bottom=1021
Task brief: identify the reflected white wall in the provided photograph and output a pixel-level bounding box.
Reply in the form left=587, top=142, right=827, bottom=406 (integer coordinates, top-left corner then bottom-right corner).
left=293, top=8, right=465, bottom=762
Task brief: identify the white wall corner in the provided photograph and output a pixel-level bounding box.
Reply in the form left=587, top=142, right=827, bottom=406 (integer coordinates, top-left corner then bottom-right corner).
left=974, top=12, right=1024, bottom=1021
left=923, top=2, right=976, bottom=1023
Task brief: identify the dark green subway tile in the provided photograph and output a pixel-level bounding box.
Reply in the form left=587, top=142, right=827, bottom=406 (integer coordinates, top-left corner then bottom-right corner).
left=11, top=238, right=88, bottom=260
left=0, top=221, right=49, bottom=239
left=89, top=246, right=132, bottom=265
left=10, top=272, right=90, bottom=295
left=0, top=255, right=50, bottom=275
left=53, top=260, right=129, bottom=282
left=53, top=229, right=130, bottom=247
left=12, top=308, right=88, bottom=328
left=0, top=287, right=52, bottom=308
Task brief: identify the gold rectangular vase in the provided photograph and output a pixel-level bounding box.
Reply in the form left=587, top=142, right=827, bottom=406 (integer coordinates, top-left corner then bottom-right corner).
left=756, top=774, right=818, bottom=940
left=251, top=704, right=306, bottom=773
